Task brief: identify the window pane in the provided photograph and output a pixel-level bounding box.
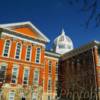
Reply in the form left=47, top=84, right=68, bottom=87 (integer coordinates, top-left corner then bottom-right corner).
left=26, top=46, right=31, bottom=61
left=48, top=79, right=52, bottom=91
left=0, top=65, right=6, bottom=82
left=48, top=96, right=51, bottom=100
left=58, top=44, right=65, bottom=49
left=3, top=40, right=10, bottom=57
left=9, top=92, right=15, bottom=100
left=33, top=69, right=39, bottom=84
left=15, top=43, right=21, bottom=59
left=49, top=61, right=52, bottom=73
left=32, top=93, right=37, bottom=100
left=12, top=67, right=18, bottom=83
left=35, top=48, right=41, bottom=63
left=23, top=69, right=29, bottom=85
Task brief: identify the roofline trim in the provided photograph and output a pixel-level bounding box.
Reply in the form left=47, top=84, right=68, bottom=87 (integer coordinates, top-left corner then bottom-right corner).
left=0, top=21, right=50, bottom=43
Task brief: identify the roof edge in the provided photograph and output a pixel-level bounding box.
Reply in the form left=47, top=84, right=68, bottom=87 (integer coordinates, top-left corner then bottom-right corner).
left=61, top=40, right=100, bottom=60
left=0, top=21, right=50, bottom=43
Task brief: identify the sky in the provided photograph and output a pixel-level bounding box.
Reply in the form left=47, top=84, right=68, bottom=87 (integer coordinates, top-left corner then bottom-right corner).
left=0, top=0, right=100, bottom=49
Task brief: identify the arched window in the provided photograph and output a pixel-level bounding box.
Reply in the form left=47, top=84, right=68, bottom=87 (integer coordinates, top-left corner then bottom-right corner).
left=26, top=46, right=32, bottom=61
left=58, top=44, right=65, bottom=49
left=59, top=36, right=64, bottom=41
left=3, top=40, right=11, bottom=57
left=15, top=43, right=21, bottom=59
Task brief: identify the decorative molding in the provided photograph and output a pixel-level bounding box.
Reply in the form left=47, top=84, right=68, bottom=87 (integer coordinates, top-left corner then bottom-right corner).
left=0, top=21, right=50, bottom=43
left=2, top=31, right=46, bottom=47
left=45, top=51, right=60, bottom=58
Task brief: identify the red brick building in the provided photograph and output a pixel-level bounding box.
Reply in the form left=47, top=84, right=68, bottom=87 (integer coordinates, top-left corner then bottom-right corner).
left=58, top=41, right=100, bottom=100
left=0, top=22, right=60, bottom=100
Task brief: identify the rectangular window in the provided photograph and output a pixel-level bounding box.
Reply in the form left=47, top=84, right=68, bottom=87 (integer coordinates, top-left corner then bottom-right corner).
left=3, top=40, right=11, bottom=57
left=48, top=79, right=52, bottom=91
left=32, top=93, right=37, bottom=100
left=58, top=44, right=65, bottom=49
left=9, top=92, right=15, bottom=100
left=0, top=65, right=6, bottom=82
left=23, top=68, right=29, bottom=85
left=15, top=43, right=21, bottom=59
left=33, top=69, right=39, bottom=84
left=26, top=46, right=31, bottom=61
left=35, top=48, right=41, bottom=63
left=48, top=61, right=52, bottom=73
left=11, top=66, right=18, bottom=83
left=48, top=96, right=51, bottom=100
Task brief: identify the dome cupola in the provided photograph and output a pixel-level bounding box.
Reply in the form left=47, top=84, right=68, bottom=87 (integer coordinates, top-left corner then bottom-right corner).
left=53, top=29, right=73, bottom=54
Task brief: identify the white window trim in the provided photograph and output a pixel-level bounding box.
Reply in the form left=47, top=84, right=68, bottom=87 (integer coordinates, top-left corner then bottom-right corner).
left=11, top=64, right=19, bottom=84
left=0, top=63, right=8, bottom=83
left=22, top=67, right=30, bottom=85
left=48, top=95, right=51, bottom=100
left=32, top=92, right=38, bottom=100
left=2, top=39, right=12, bottom=58
left=48, top=61, right=52, bottom=74
left=9, top=91, right=15, bottom=100
left=14, top=42, right=22, bottom=60
left=48, top=77, right=52, bottom=92
left=33, top=68, right=39, bottom=85
left=35, top=48, right=41, bottom=64
left=25, top=45, right=32, bottom=61
left=2, top=32, right=46, bottom=47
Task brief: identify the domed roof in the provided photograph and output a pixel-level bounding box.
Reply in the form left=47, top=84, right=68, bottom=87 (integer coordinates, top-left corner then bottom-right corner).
left=53, top=29, right=73, bottom=54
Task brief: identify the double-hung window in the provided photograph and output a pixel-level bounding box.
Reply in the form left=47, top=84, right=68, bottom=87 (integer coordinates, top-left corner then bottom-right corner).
left=11, top=65, right=18, bottom=83
left=33, top=69, right=39, bottom=84
left=32, top=93, right=37, bottom=100
left=15, top=43, right=21, bottom=59
left=48, top=96, right=51, bottom=100
left=9, top=92, right=15, bottom=100
left=48, top=78, right=52, bottom=91
left=0, top=64, right=7, bottom=82
left=26, top=46, right=31, bottom=61
left=48, top=61, right=52, bottom=74
left=23, top=68, right=29, bottom=85
left=35, top=48, right=41, bottom=63
left=3, top=40, right=11, bottom=57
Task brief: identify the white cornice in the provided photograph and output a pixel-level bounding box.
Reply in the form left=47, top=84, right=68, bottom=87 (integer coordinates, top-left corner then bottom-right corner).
left=0, top=21, right=50, bottom=43
left=2, top=32, right=45, bottom=47
left=45, top=56, right=59, bottom=61
left=45, top=51, right=60, bottom=58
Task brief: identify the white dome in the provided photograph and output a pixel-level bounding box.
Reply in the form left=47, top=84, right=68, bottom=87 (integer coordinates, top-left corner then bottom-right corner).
left=53, top=29, right=73, bottom=54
